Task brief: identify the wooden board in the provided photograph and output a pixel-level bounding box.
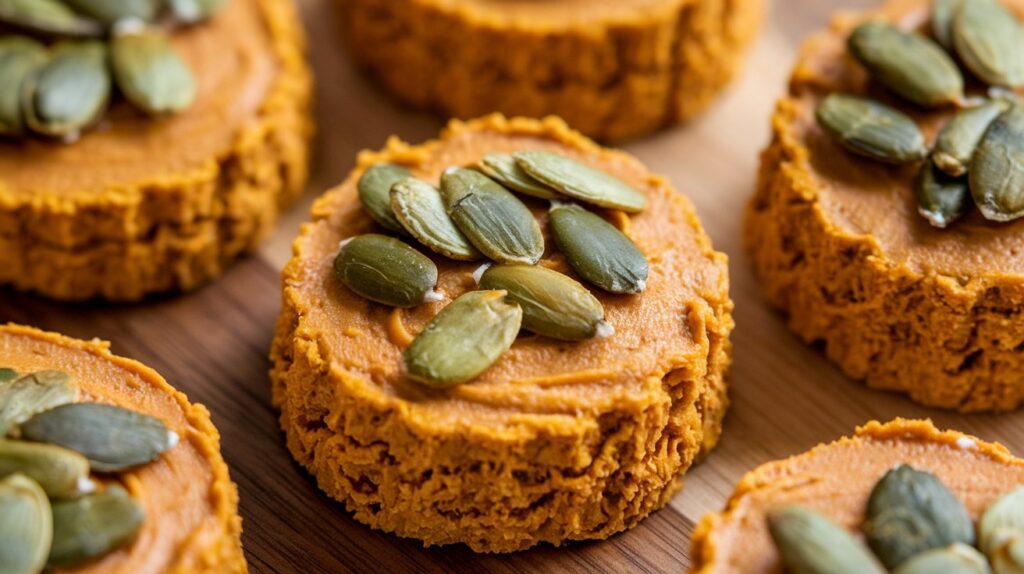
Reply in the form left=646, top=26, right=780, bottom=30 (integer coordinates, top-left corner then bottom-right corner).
left=3, top=0, right=1024, bottom=572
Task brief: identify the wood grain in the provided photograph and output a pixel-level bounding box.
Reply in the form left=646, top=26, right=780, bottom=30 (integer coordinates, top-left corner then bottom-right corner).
left=2, top=0, right=1023, bottom=572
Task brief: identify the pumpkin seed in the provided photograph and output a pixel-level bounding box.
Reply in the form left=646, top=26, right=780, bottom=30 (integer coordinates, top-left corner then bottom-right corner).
left=0, top=474, right=51, bottom=574
left=767, top=506, right=886, bottom=574
left=22, top=41, right=110, bottom=139
left=440, top=167, right=545, bottom=265
left=0, top=367, right=18, bottom=384
left=894, top=543, right=992, bottom=574
left=478, top=153, right=560, bottom=200
left=390, top=178, right=481, bottom=261
left=334, top=234, right=440, bottom=307
left=863, top=464, right=974, bottom=569
left=357, top=163, right=411, bottom=234
left=934, top=99, right=1009, bottom=177
left=0, top=370, right=78, bottom=436
left=548, top=203, right=649, bottom=294
left=932, top=0, right=961, bottom=51
left=816, top=94, right=928, bottom=164
left=513, top=150, right=647, bottom=213
left=0, top=36, right=47, bottom=137
left=970, top=105, right=1024, bottom=221
left=479, top=265, right=607, bottom=341
left=62, top=0, right=161, bottom=25
left=0, top=0, right=102, bottom=38
left=916, top=161, right=970, bottom=228
left=111, top=27, right=195, bottom=115
left=848, top=21, right=964, bottom=107
left=48, top=485, right=144, bottom=568
left=20, top=403, right=176, bottom=472
left=953, top=0, right=1024, bottom=88
left=0, top=439, right=91, bottom=498
left=167, top=0, right=225, bottom=23
left=404, top=290, right=522, bottom=387
left=979, top=486, right=1024, bottom=573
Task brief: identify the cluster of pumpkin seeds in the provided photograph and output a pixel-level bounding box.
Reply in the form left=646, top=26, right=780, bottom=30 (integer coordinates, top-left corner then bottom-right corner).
left=0, top=367, right=178, bottom=573
left=0, top=0, right=225, bottom=141
left=768, top=464, right=1024, bottom=574
left=816, top=0, right=1024, bottom=227
left=337, top=150, right=650, bottom=388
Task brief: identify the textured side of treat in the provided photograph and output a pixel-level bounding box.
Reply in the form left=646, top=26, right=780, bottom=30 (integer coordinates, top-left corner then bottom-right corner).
left=0, top=0, right=313, bottom=301
left=269, top=115, right=734, bottom=552
left=336, top=0, right=761, bottom=141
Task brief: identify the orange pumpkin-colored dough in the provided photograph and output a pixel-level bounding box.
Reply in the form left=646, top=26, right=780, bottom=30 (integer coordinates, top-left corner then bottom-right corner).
left=0, top=0, right=312, bottom=301
left=270, top=115, right=734, bottom=552
left=745, top=0, right=1024, bottom=412
left=690, top=418, right=1024, bottom=573
left=0, top=324, right=246, bottom=574
left=337, top=0, right=762, bottom=141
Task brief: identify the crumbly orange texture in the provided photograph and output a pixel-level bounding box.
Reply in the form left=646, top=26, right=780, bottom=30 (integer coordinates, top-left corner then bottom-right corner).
left=0, top=0, right=312, bottom=301
left=0, top=324, right=246, bottom=574
left=270, top=115, right=734, bottom=552
left=337, top=0, right=761, bottom=141
left=689, top=419, right=1024, bottom=573
left=745, top=6, right=1024, bottom=412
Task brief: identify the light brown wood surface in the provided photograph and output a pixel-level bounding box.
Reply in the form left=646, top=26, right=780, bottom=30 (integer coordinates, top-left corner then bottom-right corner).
left=3, top=0, right=1023, bottom=572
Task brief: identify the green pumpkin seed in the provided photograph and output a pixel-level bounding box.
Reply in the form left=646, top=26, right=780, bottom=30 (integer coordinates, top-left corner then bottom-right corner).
left=22, top=41, right=110, bottom=139
left=816, top=94, right=928, bottom=164
left=357, top=163, right=411, bottom=234
left=863, top=464, right=974, bottom=569
left=848, top=21, right=964, bottom=107
left=934, top=99, right=1009, bottom=177
left=404, top=290, right=522, bottom=387
left=916, top=161, right=970, bottom=228
left=894, top=543, right=992, bottom=574
left=390, top=178, right=481, bottom=261
left=0, top=474, right=51, bottom=574
left=0, top=0, right=102, bottom=37
left=167, top=0, right=225, bottom=23
left=334, top=234, right=440, bottom=307
left=767, top=506, right=886, bottom=574
left=932, top=0, right=961, bottom=50
left=953, top=0, right=1024, bottom=88
left=0, top=439, right=91, bottom=498
left=111, top=27, right=196, bottom=115
left=479, top=265, right=608, bottom=341
left=970, top=105, right=1024, bottom=221
left=478, top=153, right=560, bottom=200
left=549, top=203, right=649, bottom=294
left=0, top=36, right=47, bottom=137
left=979, top=486, right=1024, bottom=571
left=440, top=168, right=545, bottom=265
left=0, top=367, right=18, bottom=384
left=63, top=0, right=161, bottom=25
left=49, top=485, right=144, bottom=568
left=20, top=403, right=176, bottom=472
left=513, top=150, right=647, bottom=213
left=0, top=370, right=78, bottom=436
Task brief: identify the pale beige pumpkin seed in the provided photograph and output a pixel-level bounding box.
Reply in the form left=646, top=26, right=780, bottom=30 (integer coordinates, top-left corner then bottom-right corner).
left=0, top=439, right=91, bottom=498
left=404, top=290, right=522, bottom=387
left=953, top=0, right=1024, bottom=88
left=514, top=150, right=647, bottom=213
left=334, top=234, right=440, bottom=307
left=767, top=506, right=886, bottom=574
left=970, top=105, right=1024, bottom=222
left=440, top=167, right=544, bottom=265
left=0, top=36, right=47, bottom=136
left=20, top=403, right=177, bottom=472
left=0, top=0, right=102, bottom=37
left=979, top=486, right=1024, bottom=573
left=49, top=485, right=144, bottom=568
left=0, top=474, right=51, bottom=574
left=478, top=153, right=560, bottom=200
left=168, top=0, right=225, bottom=23
left=22, top=41, right=110, bottom=139
left=848, top=21, right=964, bottom=107
left=111, top=27, right=196, bottom=115
left=548, top=203, right=648, bottom=294
left=932, top=0, right=961, bottom=50
left=816, top=94, right=927, bottom=163
left=934, top=99, right=1009, bottom=177
left=0, top=370, right=78, bottom=436
left=479, top=265, right=607, bottom=341
left=390, top=178, right=481, bottom=261
left=916, top=161, right=970, bottom=228
left=357, top=163, right=411, bottom=234
left=893, top=543, right=992, bottom=574
left=63, top=0, right=161, bottom=25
